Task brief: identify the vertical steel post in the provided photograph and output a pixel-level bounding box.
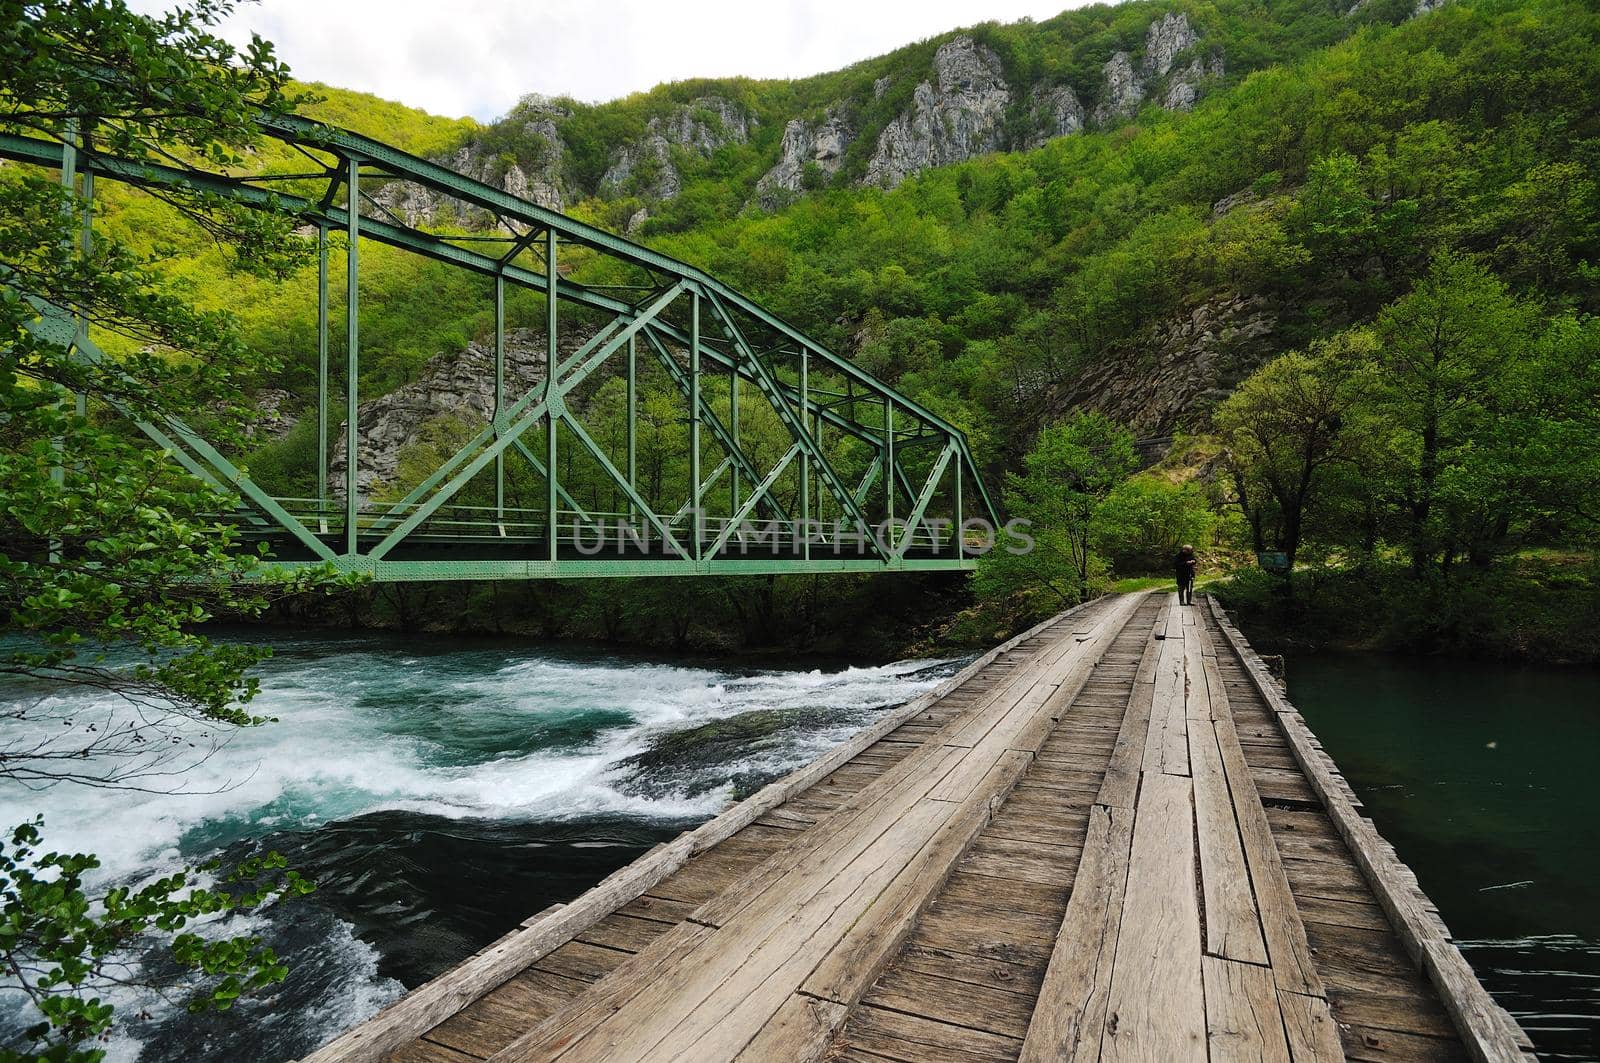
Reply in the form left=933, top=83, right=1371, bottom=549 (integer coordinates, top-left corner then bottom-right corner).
left=690, top=290, right=702, bottom=560
left=955, top=460, right=963, bottom=556
left=545, top=228, right=558, bottom=560
left=626, top=334, right=636, bottom=522
left=316, top=224, right=329, bottom=531
left=800, top=349, right=810, bottom=560
left=49, top=134, right=77, bottom=563
left=75, top=168, right=91, bottom=421
left=494, top=272, right=505, bottom=528
left=730, top=367, right=740, bottom=515
left=344, top=157, right=360, bottom=556
left=885, top=399, right=895, bottom=547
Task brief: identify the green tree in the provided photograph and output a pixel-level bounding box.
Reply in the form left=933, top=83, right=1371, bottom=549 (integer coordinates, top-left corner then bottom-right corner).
left=1, top=3, right=337, bottom=1056
left=1372, top=254, right=1537, bottom=573
left=975, top=411, right=1137, bottom=607
left=1213, top=335, right=1376, bottom=572
left=1092, top=476, right=1218, bottom=574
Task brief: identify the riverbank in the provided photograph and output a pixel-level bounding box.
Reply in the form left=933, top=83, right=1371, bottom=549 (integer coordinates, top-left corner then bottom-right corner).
left=1212, top=555, right=1600, bottom=666
left=259, top=571, right=978, bottom=662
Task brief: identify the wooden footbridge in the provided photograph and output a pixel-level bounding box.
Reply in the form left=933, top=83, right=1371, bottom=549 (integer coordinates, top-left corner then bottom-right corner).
left=303, top=592, right=1533, bottom=1063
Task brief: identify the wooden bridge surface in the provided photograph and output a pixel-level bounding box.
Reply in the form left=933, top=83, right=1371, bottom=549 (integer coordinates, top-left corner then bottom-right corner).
left=305, top=592, right=1534, bottom=1063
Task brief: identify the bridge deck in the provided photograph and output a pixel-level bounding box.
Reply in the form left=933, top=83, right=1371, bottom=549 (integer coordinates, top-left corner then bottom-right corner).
left=305, top=592, right=1533, bottom=1063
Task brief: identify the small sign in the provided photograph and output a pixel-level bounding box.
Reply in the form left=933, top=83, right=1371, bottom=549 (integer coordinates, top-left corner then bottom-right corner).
left=1256, top=550, right=1290, bottom=573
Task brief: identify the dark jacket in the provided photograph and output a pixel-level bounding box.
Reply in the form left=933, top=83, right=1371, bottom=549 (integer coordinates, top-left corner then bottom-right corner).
left=1173, top=553, right=1198, bottom=583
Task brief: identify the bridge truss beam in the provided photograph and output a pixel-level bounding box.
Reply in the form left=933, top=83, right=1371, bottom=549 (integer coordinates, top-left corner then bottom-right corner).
left=1, top=120, right=1000, bottom=580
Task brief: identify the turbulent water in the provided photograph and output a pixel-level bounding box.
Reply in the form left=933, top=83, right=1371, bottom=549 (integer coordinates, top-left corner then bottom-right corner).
left=0, top=632, right=959, bottom=1062
left=1286, top=653, right=1600, bottom=1061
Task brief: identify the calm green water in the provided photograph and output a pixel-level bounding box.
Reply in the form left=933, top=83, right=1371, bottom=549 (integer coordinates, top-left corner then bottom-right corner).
left=1286, top=653, right=1600, bottom=1060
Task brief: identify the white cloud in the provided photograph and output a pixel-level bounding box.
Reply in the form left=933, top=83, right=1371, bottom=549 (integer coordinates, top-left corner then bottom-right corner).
left=130, top=0, right=1089, bottom=121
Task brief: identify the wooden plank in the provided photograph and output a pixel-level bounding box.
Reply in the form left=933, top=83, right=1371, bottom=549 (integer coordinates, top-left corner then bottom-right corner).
left=1018, top=803, right=1135, bottom=1063
left=864, top=966, right=1039, bottom=1039
left=1278, top=990, right=1346, bottom=1062
left=801, top=756, right=1030, bottom=1005
left=843, top=1004, right=1023, bottom=1063
left=1188, top=617, right=1270, bottom=966
left=1141, top=596, right=1191, bottom=778
left=1212, top=700, right=1326, bottom=999
left=1193, top=715, right=1270, bottom=965
left=1207, top=598, right=1530, bottom=1063
left=732, top=996, right=848, bottom=1062
left=1099, top=634, right=1159, bottom=810
left=1100, top=772, right=1206, bottom=1063
left=1203, top=955, right=1291, bottom=1063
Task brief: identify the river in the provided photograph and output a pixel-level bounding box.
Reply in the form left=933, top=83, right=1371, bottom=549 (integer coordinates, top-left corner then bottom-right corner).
left=3, top=635, right=1594, bottom=1061
left=1286, top=652, right=1600, bottom=1061
left=0, top=632, right=960, bottom=1062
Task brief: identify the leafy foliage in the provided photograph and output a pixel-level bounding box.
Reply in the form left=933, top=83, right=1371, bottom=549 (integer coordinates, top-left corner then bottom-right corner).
left=2, top=2, right=344, bottom=1054
left=0, top=819, right=313, bottom=1063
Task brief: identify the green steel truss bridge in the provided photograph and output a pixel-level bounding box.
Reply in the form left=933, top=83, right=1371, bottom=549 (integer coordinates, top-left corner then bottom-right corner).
left=3, top=117, right=999, bottom=581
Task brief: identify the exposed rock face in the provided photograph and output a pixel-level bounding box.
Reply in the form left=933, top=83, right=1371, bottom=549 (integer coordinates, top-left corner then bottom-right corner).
left=755, top=112, right=853, bottom=204
left=330, top=329, right=560, bottom=497
left=1026, top=83, right=1087, bottom=147
left=1058, top=295, right=1278, bottom=434
left=378, top=96, right=569, bottom=228
left=246, top=388, right=299, bottom=441
left=865, top=36, right=1011, bottom=188
left=1091, top=14, right=1219, bottom=125
left=600, top=95, right=752, bottom=202
left=1143, top=12, right=1197, bottom=78
left=1094, top=52, right=1145, bottom=125
left=1413, top=0, right=1451, bottom=12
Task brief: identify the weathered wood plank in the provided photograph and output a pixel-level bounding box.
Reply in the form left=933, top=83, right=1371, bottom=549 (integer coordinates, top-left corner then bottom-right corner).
left=1191, top=704, right=1269, bottom=963
left=1018, top=803, right=1135, bottom=1063
left=1202, top=956, right=1290, bottom=1063
left=1279, top=990, right=1347, bottom=1062
left=1101, top=772, right=1206, bottom=1063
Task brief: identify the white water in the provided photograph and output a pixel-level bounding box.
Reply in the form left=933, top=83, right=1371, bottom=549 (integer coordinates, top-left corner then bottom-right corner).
left=0, top=632, right=958, bottom=1061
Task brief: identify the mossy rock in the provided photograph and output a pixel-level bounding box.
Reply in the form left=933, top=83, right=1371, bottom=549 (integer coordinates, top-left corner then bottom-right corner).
left=623, top=708, right=807, bottom=772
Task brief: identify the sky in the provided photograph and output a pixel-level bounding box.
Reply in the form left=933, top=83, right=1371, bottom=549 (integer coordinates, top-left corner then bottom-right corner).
left=132, top=0, right=1088, bottom=122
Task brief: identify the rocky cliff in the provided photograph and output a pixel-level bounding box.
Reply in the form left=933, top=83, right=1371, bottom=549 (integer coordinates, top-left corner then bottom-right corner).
left=600, top=95, right=753, bottom=206
left=381, top=9, right=1227, bottom=227
left=376, top=96, right=569, bottom=229
left=326, top=325, right=597, bottom=498
left=1057, top=293, right=1279, bottom=436
left=863, top=37, right=1012, bottom=188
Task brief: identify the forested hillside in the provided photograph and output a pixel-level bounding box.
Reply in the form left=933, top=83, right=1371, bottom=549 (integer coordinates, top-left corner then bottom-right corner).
left=59, top=0, right=1600, bottom=656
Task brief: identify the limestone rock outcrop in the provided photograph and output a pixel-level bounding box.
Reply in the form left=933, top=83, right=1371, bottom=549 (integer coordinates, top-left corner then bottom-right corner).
left=1092, top=14, right=1219, bottom=125
left=865, top=36, right=1011, bottom=188
left=754, top=112, right=853, bottom=205
left=1094, top=52, right=1145, bottom=125
left=1143, top=12, right=1198, bottom=78
left=600, top=96, right=752, bottom=202
left=377, top=96, right=569, bottom=229
left=1026, top=83, right=1087, bottom=147
left=328, top=327, right=590, bottom=498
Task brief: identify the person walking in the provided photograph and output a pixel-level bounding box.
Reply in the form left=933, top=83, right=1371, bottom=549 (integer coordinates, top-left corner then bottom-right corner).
left=1174, top=543, right=1199, bottom=605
